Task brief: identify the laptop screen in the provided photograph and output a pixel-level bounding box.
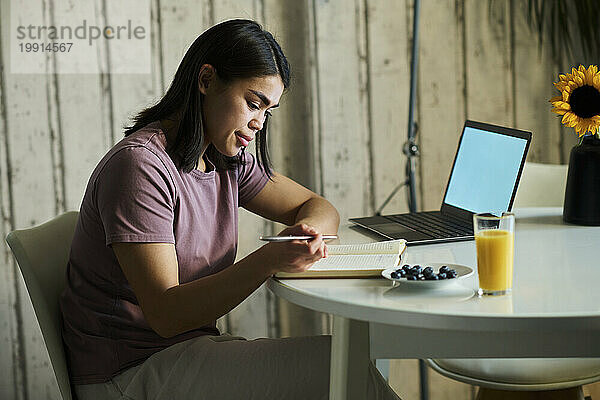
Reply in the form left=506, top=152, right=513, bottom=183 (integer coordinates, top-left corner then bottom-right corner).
left=443, top=126, right=529, bottom=216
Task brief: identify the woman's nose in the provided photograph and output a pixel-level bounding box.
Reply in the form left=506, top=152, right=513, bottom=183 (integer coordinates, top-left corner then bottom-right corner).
left=248, top=118, right=263, bottom=132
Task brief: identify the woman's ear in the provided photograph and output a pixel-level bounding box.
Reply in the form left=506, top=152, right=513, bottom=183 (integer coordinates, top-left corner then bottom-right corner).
left=198, top=64, right=216, bottom=94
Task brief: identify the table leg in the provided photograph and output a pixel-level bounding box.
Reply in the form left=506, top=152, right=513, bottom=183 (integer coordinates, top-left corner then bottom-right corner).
left=329, top=316, right=370, bottom=400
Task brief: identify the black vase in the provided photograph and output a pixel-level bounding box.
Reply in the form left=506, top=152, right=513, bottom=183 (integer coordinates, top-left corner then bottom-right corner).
left=563, top=134, right=600, bottom=225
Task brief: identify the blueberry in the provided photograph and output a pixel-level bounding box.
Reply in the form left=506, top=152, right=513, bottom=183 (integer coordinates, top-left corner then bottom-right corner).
left=391, top=271, right=399, bottom=279
left=411, top=266, right=422, bottom=274
left=398, top=269, right=406, bottom=277
left=423, top=267, right=434, bottom=276
left=438, top=272, right=447, bottom=280
left=402, top=264, right=411, bottom=271
left=439, top=266, right=450, bottom=274
left=447, top=270, right=457, bottom=279
left=426, top=275, right=439, bottom=280
left=407, top=275, right=417, bottom=281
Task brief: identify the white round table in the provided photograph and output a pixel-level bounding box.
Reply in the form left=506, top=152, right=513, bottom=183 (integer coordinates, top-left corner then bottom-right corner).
left=266, top=208, right=600, bottom=400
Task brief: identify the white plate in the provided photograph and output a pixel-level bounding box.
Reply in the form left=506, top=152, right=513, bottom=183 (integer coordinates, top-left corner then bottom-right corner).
left=382, top=262, right=474, bottom=289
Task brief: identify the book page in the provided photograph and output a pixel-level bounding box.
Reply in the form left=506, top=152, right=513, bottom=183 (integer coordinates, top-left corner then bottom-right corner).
left=327, top=239, right=405, bottom=255
left=308, top=254, right=400, bottom=271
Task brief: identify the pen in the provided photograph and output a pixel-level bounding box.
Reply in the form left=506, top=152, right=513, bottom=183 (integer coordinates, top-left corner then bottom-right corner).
left=259, top=235, right=338, bottom=242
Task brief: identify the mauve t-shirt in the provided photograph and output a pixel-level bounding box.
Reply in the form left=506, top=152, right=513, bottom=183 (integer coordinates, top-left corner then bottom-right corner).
left=59, top=121, right=269, bottom=384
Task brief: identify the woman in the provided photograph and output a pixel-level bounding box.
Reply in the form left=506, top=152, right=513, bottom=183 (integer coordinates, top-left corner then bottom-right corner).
left=60, top=19, right=400, bottom=399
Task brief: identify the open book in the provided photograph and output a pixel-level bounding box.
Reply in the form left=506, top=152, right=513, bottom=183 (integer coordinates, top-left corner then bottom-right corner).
left=275, top=239, right=406, bottom=278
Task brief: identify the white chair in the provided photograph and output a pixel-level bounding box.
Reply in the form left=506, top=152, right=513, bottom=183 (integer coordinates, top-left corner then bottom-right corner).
left=6, top=211, right=79, bottom=400
left=513, top=161, right=568, bottom=207
left=427, top=162, right=600, bottom=400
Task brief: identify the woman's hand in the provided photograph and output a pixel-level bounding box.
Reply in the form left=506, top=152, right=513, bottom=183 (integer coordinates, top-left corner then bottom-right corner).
left=259, top=223, right=328, bottom=274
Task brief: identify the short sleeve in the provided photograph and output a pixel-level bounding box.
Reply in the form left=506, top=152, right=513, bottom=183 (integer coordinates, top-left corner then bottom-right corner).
left=238, top=151, right=269, bottom=207
left=95, top=146, right=176, bottom=246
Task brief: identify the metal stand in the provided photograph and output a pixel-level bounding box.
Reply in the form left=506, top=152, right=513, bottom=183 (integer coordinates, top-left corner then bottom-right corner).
left=373, top=1, right=429, bottom=399
left=374, top=125, right=419, bottom=215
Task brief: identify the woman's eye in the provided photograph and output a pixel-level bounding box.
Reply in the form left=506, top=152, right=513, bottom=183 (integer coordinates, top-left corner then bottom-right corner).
left=247, top=101, right=260, bottom=110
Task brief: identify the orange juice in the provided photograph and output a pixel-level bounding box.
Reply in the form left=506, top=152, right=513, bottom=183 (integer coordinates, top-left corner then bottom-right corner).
left=475, top=229, right=514, bottom=292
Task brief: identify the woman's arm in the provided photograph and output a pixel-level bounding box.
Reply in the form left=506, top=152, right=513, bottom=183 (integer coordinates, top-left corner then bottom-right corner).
left=113, top=237, right=325, bottom=338
left=112, top=173, right=339, bottom=339
left=243, top=172, right=340, bottom=235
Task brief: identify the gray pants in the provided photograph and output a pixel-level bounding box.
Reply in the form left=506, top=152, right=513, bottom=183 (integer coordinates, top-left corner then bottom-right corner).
left=75, top=334, right=401, bottom=400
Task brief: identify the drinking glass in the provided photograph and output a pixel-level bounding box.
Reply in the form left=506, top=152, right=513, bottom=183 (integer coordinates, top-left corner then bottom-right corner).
left=473, top=212, right=515, bottom=296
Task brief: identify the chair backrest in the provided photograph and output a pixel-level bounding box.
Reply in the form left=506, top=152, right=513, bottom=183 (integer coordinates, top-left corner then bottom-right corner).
left=513, top=162, right=568, bottom=208
left=6, top=211, right=79, bottom=400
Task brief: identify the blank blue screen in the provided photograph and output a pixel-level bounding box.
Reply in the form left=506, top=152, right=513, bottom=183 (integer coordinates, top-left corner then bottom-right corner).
left=443, top=127, right=527, bottom=215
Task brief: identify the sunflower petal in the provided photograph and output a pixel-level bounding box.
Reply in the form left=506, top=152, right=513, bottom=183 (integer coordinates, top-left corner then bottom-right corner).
left=583, top=121, right=591, bottom=132
left=550, top=96, right=562, bottom=103
left=582, top=125, right=590, bottom=135
left=586, top=65, right=598, bottom=83
left=585, top=67, right=594, bottom=84
left=562, top=112, right=573, bottom=124
left=594, top=74, right=600, bottom=89
left=564, top=73, right=575, bottom=84
left=583, top=122, right=591, bottom=134
left=552, top=108, right=568, bottom=115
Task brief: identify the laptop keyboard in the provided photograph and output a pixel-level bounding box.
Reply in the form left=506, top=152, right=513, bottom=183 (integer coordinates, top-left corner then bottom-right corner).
left=385, top=212, right=473, bottom=239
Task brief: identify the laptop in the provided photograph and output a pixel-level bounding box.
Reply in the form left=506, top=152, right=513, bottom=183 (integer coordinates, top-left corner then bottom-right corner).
left=349, top=120, right=532, bottom=245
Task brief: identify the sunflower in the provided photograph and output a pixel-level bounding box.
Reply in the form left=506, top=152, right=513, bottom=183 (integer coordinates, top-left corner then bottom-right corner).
left=550, top=65, right=600, bottom=137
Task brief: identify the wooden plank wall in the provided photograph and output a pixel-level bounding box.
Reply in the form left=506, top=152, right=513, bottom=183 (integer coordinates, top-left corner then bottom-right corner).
left=0, top=0, right=585, bottom=399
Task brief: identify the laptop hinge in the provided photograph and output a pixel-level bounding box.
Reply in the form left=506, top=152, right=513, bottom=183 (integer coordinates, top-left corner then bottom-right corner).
left=440, top=204, right=474, bottom=226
